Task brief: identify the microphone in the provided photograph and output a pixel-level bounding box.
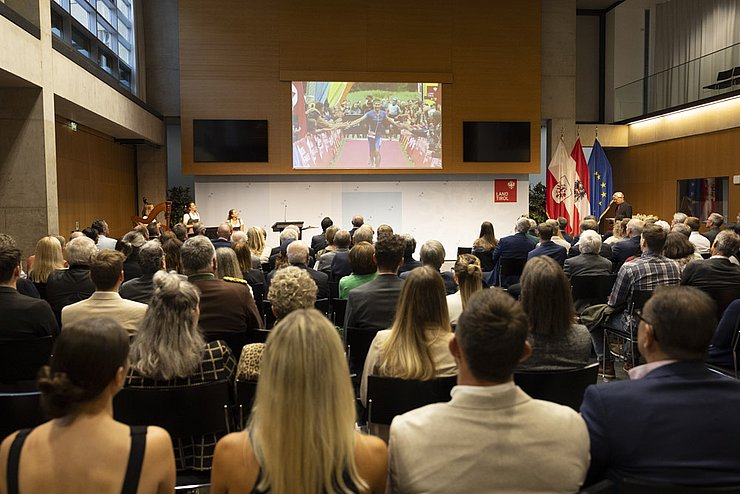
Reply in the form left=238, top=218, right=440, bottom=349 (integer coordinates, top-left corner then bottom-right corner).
left=284, top=203, right=287, bottom=222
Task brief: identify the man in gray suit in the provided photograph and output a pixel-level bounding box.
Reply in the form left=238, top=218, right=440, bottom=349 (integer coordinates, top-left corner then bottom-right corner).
left=388, top=289, right=589, bottom=493
left=564, top=230, right=612, bottom=278
left=345, top=234, right=405, bottom=330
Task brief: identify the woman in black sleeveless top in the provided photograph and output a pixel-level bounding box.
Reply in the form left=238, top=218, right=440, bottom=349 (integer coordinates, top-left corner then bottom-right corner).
left=211, top=309, right=388, bottom=494
left=0, top=318, right=175, bottom=494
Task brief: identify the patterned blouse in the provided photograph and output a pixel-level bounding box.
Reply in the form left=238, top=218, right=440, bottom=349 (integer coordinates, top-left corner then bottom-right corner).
left=125, top=340, right=236, bottom=471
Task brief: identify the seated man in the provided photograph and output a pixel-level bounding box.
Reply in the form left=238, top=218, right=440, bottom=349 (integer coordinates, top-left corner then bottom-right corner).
left=62, top=250, right=148, bottom=334
left=703, top=212, right=724, bottom=245
left=345, top=234, right=405, bottom=330
left=397, top=234, right=420, bottom=275
left=563, top=230, right=612, bottom=278
left=400, top=240, right=456, bottom=294
left=528, top=222, right=567, bottom=266
left=389, top=289, right=589, bottom=493
left=591, top=223, right=681, bottom=377
left=310, top=216, right=333, bottom=252
left=211, top=223, right=233, bottom=249
left=680, top=229, right=740, bottom=299
left=569, top=218, right=614, bottom=260
left=0, top=240, right=58, bottom=342
left=45, top=236, right=97, bottom=324
left=686, top=216, right=711, bottom=255
left=267, top=241, right=329, bottom=300
left=182, top=235, right=263, bottom=339
left=581, top=286, right=740, bottom=488
left=119, top=240, right=166, bottom=304
left=487, top=217, right=537, bottom=288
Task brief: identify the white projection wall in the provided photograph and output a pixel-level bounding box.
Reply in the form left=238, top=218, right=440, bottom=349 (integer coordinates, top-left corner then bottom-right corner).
left=195, top=175, right=530, bottom=260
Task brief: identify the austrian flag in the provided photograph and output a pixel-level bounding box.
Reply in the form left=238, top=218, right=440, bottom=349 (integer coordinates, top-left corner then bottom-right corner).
left=546, top=137, right=591, bottom=235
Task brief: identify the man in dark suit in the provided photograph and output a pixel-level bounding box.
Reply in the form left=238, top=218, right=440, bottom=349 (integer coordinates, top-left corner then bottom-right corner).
left=46, top=235, right=97, bottom=324
left=397, top=234, right=421, bottom=274
left=681, top=230, right=740, bottom=296
left=611, top=218, right=643, bottom=268
left=568, top=218, right=612, bottom=259
left=345, top=234, right=405, bottom=330
left=120, top=239, right=165, bottom=304
left=211, top=223, right=233, bottom=250
left=487, top=217, right=537, bottom=288
left=400, top=239, right=457, bottom=294
left=349, top=215, right=364, bottom=239
left=269, top=226, right=315, bottom=270
left=613, top=191, right=632, bottom=220
left=330, top=233, right=353, bottom=281
left=702, top=212, right=724, bottom=245
left=558, top=217, right=574, bottom=245
left=581, top=286, right=740, bottom=488
left=528, top=223, right=567, bottom=266
left=0, top=240, right=58, bottom=343
left=311, top=216, right=333, bottom=252
left=182, top=235, right=262, bottom=339
left=267, top=240, right=329, bottom=299
left=563, top=231, right=612, bottom=278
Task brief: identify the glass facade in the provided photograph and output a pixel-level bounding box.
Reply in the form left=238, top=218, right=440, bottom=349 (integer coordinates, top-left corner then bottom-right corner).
left=51, top=0, right=136, bottom=93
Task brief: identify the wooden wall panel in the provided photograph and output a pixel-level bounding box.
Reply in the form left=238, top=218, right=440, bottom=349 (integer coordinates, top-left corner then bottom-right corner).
left=607, top=126, right=740, bottom=223
left=56, top=122, right=137, bottom=239
left=179, top=0, right=541, bottom=176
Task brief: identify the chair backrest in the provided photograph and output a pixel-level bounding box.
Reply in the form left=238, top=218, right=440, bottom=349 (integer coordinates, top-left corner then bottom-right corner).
left=345, top=327, right=379, bottom=375
left=629, top=290, right=653, bottom=313
left=514, top=362, right=599, bottom=411
left=367, top=375, right=456, bottom=426
left=260, top=262, right=270, bottom=274
left=262, top=299, right=277, bottom=329
left=702, top=286, right=740, bottom=321
left=472, top=250, right=495, bottom=272
left=328, top=281, right=340, bottom=301
left=500, top=258, right=526, bottom=277
left=114, top=381, right=232, bottom=437
left=0, top=336, right=54, bottom=384
left=251, top=282, right=265, bottom=308
left=571, top=274, right=617, bottom=305
left=207, top=332, right=250, bottom=357
left=621, top=478, right=740, bottom=493
left=246, top=328, right=271, bottom=344
left=235, top=379, right=258, bottom=429
left=0, top=392, right=46, bottom=440
left=314, top=298, right=331, bottom=318
left=456, top=247, right=472, bottom=257
left=332, top=298, right=348, bottom=327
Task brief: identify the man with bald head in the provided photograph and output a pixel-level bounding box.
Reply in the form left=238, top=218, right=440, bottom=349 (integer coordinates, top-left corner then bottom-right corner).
left=212, top=223, right=233, bottom=249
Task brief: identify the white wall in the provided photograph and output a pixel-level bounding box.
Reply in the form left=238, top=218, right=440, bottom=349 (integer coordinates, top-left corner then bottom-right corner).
left=195, top=175, right=530, bottom=260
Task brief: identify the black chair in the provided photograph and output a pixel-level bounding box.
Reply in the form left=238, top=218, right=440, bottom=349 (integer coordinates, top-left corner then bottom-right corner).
left=235, top=379, right=258, bottom=429
left=246, top=328, right=272, bottom=344
left=604, top=290, right=653, bottom=369
left=333, top=298, right=348, bottom=327
left=514, top=362, right=599, bottom=411
left=472, top=250, right=495, bottom=272
left=250, top=282, right=265, bottom=308
left=621, top=478, right=740, bottom=493
left=0, top=336, right=54, bottom=389
left=114, top=381, right=233, bottom=489
left=701, top=285, right=740, bottom=321
left=262, top=299, right=277, bottom=329
left=0, top=392, right=46, bottom=440
left=314, top=298, right=331, bottom=319
left=579, top=480, right=615, bottom=494
left=571, top=274, right=617, bottom=312
left=366, top=375, right=457, bottom=427
left=456, top=247, right=472, bottom=257
left=207, top=332, right=250, bottom=357
left=345, top=326, right=379, bottom=376
left=499, top=258, right=526, bottom=286
left=328, top=281, right=340, bottom=301
left=260, top=262, right=270, bottom=274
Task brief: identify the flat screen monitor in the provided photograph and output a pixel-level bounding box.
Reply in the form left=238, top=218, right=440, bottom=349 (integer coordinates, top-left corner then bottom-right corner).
left=193, top=119, right=268, bottom=162
left=463, top=121, right=530, bottom=162
left=291, top=81, right=442, bottom=169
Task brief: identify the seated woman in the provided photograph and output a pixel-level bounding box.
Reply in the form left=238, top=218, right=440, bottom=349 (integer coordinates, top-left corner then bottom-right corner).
left=126, top=271, right=236, bottom=471
left=0, top=318, right=175, bottom=493
left=237, top=266, right=317, bottom=380
left=247, top=226, right=270, bottom=265
left=27, top=235, right=65, bottom=299
left=215, top=247, right=246, bottom=281
left=446, top=254, right=483, bottom=325
left=361, top=266, right=457, bottom=407
left=663, top=231, right=699, bottom=272
left=234, top=240, right=265, bottom=288
left=604, top=219, right=626, bottom=246
left=212, top=309, right=387, bottom=494
left=472, top=221, right=497, bottom=272
left=119, top=231, right=146, bottom=282
left=516, top=256, right=591, bottom=371
left=339, top=241, right=377, bottom=299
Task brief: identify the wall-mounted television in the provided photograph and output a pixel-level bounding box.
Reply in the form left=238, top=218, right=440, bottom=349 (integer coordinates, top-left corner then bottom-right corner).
left=463, top=121, right=531, bottom=162
left=291, top=81, right=442, bottom=169
left=193, top=119, right=268, bottom=162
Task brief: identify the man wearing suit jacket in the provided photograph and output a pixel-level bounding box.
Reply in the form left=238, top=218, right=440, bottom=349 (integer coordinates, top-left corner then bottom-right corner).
left=681, top=230, right=740, bottom=294
left=62, top=250, right=147, bottom=334
left=0, top=240, right=58, bottom=343
left=389, top=289, right=590, bottom=494
left=528, top=222, right=567, bottom=266
left=611, top=218, right=644, bottom=268
left=182, top=235, right=263, bottom=340
left=568, top=218, right=613, bottom=259
left=211, top=223, right=233, bottom=250
left=345, top=234, right=405, bottom=330
left=613, top=191, right=632, bottom=220
left=267, top=240, right=329, bottom=300
left=310, top=216, right=333, bottom=253
left=581, top=286, right=740, bottom=488
left=397, top=234, right=421, bottom=274
left=46, top=236, right=97, bottom=324
left=400, top=239, right=457, bottom=295
left=564, top=231, right=613, bottom=278
left=702, top=212, right=724, bottom=245
left=486, top=217, right=537, bottom=288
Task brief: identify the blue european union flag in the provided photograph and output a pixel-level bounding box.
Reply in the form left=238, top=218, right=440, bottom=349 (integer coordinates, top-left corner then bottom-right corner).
left=588, top=138, right=613, bottom=220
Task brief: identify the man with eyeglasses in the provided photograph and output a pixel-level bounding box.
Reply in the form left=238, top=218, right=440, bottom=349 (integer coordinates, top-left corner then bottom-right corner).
left=580, top=285, right=740, bottom=489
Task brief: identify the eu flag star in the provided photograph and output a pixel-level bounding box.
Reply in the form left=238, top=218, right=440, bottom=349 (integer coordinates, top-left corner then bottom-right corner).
left=598, top=201, right=603, bottom=206
left=601, top=182, right=606, bottom=188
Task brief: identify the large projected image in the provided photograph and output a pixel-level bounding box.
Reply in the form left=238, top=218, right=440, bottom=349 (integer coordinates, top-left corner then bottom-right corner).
left=291, top=82, right=442, bottom=169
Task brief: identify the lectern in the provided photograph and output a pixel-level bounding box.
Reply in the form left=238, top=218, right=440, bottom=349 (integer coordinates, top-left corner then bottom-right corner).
left=272, top=221, right=305, bottom=239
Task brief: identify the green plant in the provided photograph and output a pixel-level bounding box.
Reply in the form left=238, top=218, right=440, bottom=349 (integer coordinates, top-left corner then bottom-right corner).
left=529, top=181, right=546, bottom=224
left=167, top=186, right=193, bottom=229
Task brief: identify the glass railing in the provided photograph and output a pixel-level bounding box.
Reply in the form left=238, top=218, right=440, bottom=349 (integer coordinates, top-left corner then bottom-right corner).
left=614, top=42, right=740, bottom=122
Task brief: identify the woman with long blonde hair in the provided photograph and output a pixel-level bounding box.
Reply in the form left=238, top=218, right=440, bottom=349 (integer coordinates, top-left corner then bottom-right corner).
left=446, top=254, right=483, bottom=325
left=211, top=309, right=387, bottom=494
left=360, top=266, right=456, bottom=406
left=247, top=226, right=266, bottom=262
left=27, top=236, right=65, bottom=298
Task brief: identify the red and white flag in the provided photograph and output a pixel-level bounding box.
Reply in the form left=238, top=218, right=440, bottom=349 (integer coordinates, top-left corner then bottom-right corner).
left=546, top=138, right=578, bottom=234
left=570, top=138, right=591, bottom=233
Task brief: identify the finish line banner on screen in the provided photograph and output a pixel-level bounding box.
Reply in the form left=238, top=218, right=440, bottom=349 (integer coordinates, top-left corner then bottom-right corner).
left=291, top=81, right=442, bottom=170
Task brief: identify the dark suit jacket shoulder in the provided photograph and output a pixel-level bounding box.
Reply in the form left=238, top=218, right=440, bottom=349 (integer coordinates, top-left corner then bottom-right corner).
left=212, top=238, right=233, bottom=250
left=311, top=233, right=328, bottom=253
left=119, top=274, right=155, bottom=304
left=680, top=257, right=740, bottom=291
left=45, top=265, right=96, bottom=323
left=0, top=287, right=58, bottom=342
left=564, top=253, right=613, bottom=278
left=528, top=241, right=567, bottom=266
left=190, top=276, right=263, bottom=339
left=345, top=275, right=404, bottom=330
left=611, top=236, right=641, bottom=266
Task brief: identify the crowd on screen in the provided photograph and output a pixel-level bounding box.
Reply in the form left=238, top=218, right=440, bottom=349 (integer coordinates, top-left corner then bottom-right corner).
left=0, top=203, right=739, bottom=493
